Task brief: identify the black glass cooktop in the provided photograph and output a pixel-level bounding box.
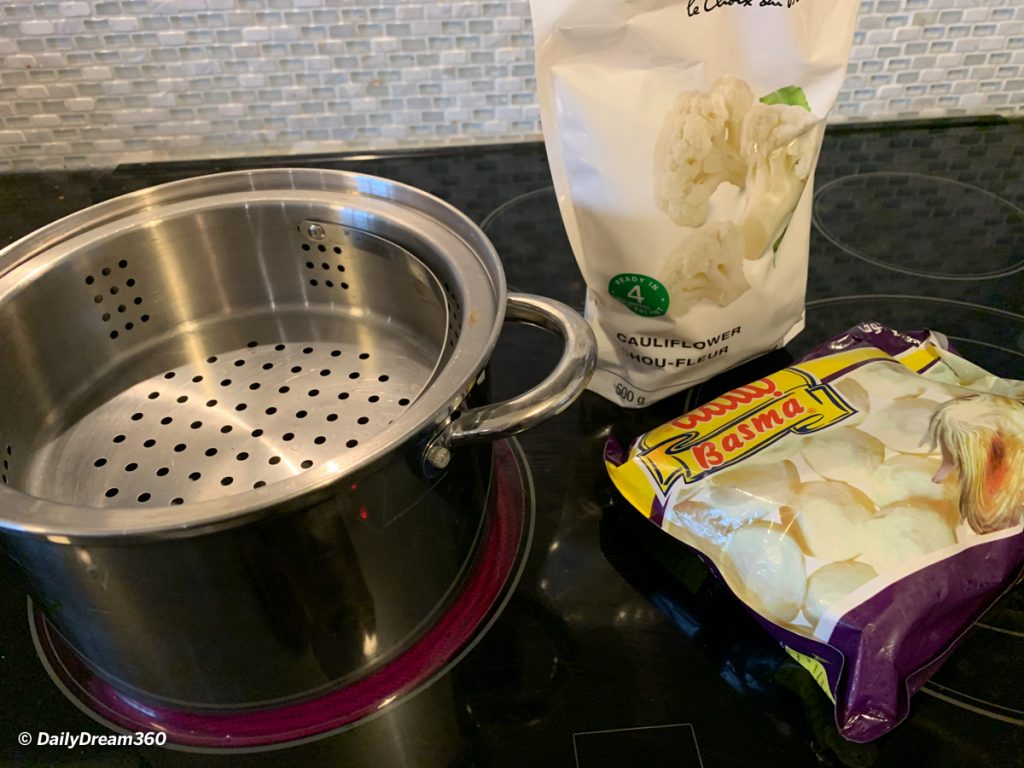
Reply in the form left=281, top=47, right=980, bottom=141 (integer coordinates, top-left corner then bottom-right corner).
left=0, top=118, right=1022, bottom=767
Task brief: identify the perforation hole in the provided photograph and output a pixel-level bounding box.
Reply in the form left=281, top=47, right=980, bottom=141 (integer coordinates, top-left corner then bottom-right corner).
left=301, top=460, right=313, bottom=469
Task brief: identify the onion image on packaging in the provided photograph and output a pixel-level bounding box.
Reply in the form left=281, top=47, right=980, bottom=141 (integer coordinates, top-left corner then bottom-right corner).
left=721, top=522, right=807, bottom=624
left=928, top=392, right=1024, bottom=534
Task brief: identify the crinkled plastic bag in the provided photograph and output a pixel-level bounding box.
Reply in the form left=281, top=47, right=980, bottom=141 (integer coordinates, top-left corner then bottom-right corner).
left=606, top=324, right=1024, bottom=741
left=529, top=0, right=859, bottom=406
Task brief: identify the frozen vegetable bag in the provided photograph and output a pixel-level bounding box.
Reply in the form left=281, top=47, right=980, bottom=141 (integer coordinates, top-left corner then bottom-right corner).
left=605, top=324, right=1024, bottom=740
left=529, top=0, right=859, bottom=407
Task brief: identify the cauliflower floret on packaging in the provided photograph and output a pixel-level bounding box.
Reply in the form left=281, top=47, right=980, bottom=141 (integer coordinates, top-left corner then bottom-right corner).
left=663, top=222, right=749, bottom=310
left=737, top=102, right=822, bottom=260
left=653, top=77, right=754, bottom=227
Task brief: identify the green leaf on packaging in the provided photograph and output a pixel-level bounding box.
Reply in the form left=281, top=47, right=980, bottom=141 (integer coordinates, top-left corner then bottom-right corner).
left=760, top=85, right=811, bottom=111
left=772, top=226, right=788, bottom=254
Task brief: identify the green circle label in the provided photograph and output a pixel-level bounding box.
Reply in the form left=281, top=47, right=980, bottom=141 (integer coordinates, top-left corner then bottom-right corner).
left=608, top=273, right=669, bottom=317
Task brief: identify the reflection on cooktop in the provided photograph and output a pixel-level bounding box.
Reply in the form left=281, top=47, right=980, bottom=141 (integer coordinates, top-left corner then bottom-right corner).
left=813, top=173, right=1024, bottom=280
left=797, top=295, right=1024, bottom=374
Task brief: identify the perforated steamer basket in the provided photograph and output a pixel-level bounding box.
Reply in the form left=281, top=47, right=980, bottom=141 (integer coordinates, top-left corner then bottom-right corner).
left=0, top=169, right=595, bottom=707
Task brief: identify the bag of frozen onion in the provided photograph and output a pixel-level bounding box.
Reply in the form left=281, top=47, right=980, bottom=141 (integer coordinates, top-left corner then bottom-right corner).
left=605, top=323, right=1024, bottom=741
left=528, top=0, right=859, bottom=407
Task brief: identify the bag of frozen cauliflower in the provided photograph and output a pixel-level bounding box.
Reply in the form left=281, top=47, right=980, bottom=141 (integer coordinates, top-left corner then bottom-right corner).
left=529, top=0, right=859, bottom=407
left=606, top=324, right=1024, bottom=741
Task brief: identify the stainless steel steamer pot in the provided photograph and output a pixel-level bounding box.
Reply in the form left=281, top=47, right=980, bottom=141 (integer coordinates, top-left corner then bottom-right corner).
left=0, top=169, right=595, bottom=708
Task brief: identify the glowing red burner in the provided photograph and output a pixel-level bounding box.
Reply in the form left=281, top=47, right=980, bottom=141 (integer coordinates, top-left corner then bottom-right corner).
left=33, top=440, right=531, bottom=750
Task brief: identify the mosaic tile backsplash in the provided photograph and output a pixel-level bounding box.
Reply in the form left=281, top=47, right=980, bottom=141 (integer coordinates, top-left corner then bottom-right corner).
left=0, top=0, right=1021, bottom=171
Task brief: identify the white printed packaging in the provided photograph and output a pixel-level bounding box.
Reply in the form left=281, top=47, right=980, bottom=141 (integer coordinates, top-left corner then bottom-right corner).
left=529, top=0, right=860, bottom=407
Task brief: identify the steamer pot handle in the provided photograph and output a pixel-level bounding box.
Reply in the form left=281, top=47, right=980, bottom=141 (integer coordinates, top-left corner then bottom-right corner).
left=424, top=293, right=596, bottom=469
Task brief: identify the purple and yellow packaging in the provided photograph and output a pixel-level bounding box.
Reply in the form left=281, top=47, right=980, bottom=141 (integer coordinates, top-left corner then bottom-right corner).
left=605, top=324, right=1024, bottom=741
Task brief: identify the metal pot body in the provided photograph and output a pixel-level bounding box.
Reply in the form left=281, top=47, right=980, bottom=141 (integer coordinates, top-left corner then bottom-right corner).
left=5, top=438, right=492, bottom=708
left=0, top=169, right=596, bottom=708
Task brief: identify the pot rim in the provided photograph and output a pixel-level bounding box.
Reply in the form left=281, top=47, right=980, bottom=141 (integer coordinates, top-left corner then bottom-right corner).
left=0, top=168, right=506, bottom=540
